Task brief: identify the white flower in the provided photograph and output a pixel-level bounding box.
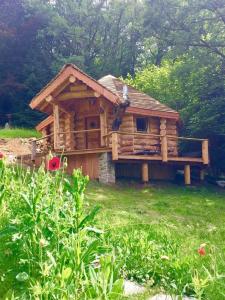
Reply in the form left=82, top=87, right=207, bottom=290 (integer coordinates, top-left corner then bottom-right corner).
left=161, top=255, right=170, bottom=260
left=39, top=238, right=49, bottom=248
left=12, top=233, right=22, bottom=242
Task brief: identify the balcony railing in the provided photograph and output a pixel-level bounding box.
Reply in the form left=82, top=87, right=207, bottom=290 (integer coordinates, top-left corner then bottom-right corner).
left=32, top=129, right=209, bottom=165
left=104, top=131, right=209, bottom=165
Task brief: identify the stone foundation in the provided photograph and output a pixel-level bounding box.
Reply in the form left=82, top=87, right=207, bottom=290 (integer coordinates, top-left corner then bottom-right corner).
left=99, top=153, right=115, bottom=184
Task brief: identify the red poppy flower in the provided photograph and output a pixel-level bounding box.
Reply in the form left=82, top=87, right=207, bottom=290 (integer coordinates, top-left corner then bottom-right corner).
left=47, top=157, right=60, bottom=171
left=198, top=247, right=206, bottom=256
left=0, top=152, right=3, bottom=159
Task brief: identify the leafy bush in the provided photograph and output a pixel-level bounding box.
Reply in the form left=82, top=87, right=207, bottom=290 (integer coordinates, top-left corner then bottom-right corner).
left=0, top=160, right=123, bottom=299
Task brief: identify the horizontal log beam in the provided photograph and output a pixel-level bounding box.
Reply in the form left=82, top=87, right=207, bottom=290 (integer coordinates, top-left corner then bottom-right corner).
left=57, top=91, right=100, bottom=101
left=70, top=84, right=87, bottom=92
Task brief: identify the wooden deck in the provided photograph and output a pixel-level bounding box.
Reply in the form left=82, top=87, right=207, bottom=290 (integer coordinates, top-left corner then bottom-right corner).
left=32, top=129, right=209, bottom=166
left=118, top=154, right=203, bottom=164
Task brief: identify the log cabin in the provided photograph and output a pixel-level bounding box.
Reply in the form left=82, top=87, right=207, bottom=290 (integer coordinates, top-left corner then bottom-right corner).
left=30, top=64, right=209, bottom=184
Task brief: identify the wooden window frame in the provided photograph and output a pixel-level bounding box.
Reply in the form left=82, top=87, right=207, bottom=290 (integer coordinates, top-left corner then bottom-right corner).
left=135, top=116, right=149, bottom=133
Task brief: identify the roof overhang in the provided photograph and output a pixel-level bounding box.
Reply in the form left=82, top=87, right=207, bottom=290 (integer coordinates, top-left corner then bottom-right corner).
left=29, top=64, right=120, bottom=112
left=36, top=115, right=54, bottom=131
left=126, top=107, right=180, bottom=120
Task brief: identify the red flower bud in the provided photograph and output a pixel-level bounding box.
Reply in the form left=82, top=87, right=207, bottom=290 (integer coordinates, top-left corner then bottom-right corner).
left=0, top=152, right=4, bottom=159
left=198, top=247, right=206, bottom=256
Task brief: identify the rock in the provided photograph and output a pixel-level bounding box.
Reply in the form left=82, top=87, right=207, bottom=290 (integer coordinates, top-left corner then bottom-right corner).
left=149, top=294, right=196, bottom=300
left=123, top=280, right=146, bottom=296
left=216, top=180, right=225, bottom=188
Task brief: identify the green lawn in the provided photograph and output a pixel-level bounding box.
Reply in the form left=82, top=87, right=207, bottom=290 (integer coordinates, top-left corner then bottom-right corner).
left=0, top=128, right=41, bottom=138
left=85, top=181, right=225, bottom=299
left=0, top=172, right=225, bottom=299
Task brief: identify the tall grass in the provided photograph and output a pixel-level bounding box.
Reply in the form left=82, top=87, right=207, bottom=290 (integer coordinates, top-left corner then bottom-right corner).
left=0, top=159, right=224, bottom=299
left=0, top=160, right=123, bottom=299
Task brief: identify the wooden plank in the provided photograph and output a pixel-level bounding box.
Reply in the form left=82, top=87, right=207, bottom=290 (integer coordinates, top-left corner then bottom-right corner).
left=142, top=162, right=149, bottom=182
left=31, top=141, right=37, bottom=160
left=53, top=104, right=60, bottom=149
left=202, top=140, right=209, bottom=164
left=66, top=154, right=98, bottom=179
left=184, top=165, right=191, bottom=185
left=36, top=115, right=54, bottom=131
left=70, top=84, right=87, bottom=92
left=56, top=148, right=111, bottom=155
left=119, top=155, right=162, bottom=161
left=169, top=157, right=203, bottom=163
left=57, top=91, right=96, bottom=101
left=112, top=132, right=119, bottom=160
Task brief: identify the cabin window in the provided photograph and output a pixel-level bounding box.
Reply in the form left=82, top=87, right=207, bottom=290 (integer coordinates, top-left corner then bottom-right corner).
left=136, top=117, right=148, bottom=132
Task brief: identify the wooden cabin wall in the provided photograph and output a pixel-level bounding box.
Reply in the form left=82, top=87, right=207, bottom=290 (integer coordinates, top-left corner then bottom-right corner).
left=166, top=119, right=178, bottom=156
left=66, top=154, right=99, bottom=179
left=70, top=98, right=113, bottom=150
left=119, top=114, right=134, bottom=154
left=118, top=115, right=178, bottom=156
left=59, top=112, right=66, bottom=149
left=119, top=115, right=162, bottom=155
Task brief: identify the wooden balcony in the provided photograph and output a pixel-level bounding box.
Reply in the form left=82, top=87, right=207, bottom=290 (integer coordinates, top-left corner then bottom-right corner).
left=105, top=131, right=209, bottom=165
left=32, top=129, right=209, bottom=166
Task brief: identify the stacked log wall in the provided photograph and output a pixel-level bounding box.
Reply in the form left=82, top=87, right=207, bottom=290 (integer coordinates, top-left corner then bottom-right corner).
left=119, top=114, right=134, bottom=154
left=166, top=119, right=178, bottom=156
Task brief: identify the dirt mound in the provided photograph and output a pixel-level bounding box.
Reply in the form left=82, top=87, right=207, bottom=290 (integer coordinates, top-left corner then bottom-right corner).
left=0, top=138, right=34, bottom=158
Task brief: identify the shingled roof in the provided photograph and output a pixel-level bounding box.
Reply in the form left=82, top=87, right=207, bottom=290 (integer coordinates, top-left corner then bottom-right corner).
left=98, top=75, right=179, bottom=120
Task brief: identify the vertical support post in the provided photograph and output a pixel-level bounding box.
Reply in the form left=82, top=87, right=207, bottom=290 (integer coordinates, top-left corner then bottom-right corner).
left=202, top=140, right=209, bottom=165
left=53, top=104, right=60, bottom=150
left=112, top=132, right=119, bottom=160
left=100, top=99, right=107, bottom=147
left=184, top=164, right=191, bottom=185
left=160, top=118, right=168, bottom=162
left=200, top=169, right=205, bottom=181
left=142, top=162, right=149, bottom=183
left=31, top=140, right=37, bottom=161
left=161, top=135, right=168, bottom=162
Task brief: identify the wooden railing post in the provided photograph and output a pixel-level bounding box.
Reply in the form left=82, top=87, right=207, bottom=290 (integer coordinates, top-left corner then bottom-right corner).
left=202, top=139, right=209, bottom=165
left=112, top=132, right=119, bottom=160
left=31, top=140, right=37, bottom=161
left=53, top=103, right=60, bottom=150
left=161, top=135, right=168, bottom=162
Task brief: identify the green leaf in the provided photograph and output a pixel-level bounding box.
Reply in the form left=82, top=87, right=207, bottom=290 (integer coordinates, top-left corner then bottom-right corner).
left=62, top=267, right=72, bottom=280
left=78, top=206, right=100, bottom=229
left=109, top=279, right=124, bottom=299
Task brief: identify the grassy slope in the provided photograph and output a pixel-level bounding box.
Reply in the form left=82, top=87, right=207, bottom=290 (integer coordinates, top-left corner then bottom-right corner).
left=0, top=177, right=224, bottom=299
left=85, top=182, right=225, bottom=299
left=0, top=128, right=41, bottom=138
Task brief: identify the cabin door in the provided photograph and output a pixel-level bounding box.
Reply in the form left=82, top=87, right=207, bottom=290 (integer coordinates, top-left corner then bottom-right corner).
left=85, top=116, right=100, bottom=149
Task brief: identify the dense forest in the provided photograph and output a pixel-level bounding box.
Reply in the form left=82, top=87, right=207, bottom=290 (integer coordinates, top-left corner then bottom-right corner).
left=0, top=0, right=225, bottom=173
